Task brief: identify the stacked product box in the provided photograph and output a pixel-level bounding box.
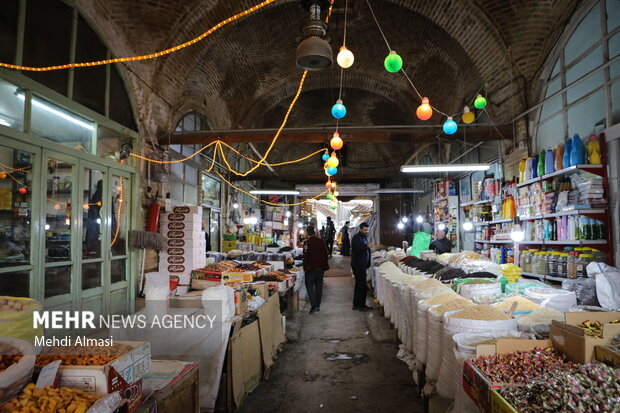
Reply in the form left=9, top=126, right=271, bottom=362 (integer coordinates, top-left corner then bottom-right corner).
left=159, top=206, right=207, bottom=295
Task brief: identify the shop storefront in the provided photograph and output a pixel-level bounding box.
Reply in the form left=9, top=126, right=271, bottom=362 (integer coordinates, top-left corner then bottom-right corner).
left=0, top=73, right=138, bottom=315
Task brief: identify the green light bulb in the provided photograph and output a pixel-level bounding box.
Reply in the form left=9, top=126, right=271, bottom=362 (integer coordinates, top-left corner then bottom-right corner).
left=384, top=51, right=403, bottom=73
left=474, top=94, right=487, bottom=109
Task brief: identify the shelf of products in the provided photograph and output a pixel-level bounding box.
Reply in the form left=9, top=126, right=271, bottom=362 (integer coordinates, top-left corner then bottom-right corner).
left=516, top=164, right=604, bottom=188
left=519, top=208, right=606, bottom=221
left=475, top=239, right=513, bottom=244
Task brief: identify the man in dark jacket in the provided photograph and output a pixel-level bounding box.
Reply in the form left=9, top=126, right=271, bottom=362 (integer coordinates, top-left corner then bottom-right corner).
left=350, top=222, right=372, bottom=311
left=430, top=230, right=452, bottom=254
left=325, top=216, right=336, bottom=257
left=303, top=226, right=329, bottom=314
left=340, top=221, right=351, bottom=256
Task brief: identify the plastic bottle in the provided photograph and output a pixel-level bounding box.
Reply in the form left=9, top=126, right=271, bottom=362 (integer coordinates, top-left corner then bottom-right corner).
left=570, top=134, right=584, bottom=166
left=555, top=144, right=564, bottom=170
left=519, top=159, right=526, bottom=182
left=523, top=250, right=532, bottom=272
left=545, top=149, right=555, bottom=174
left=567, top=252, right=578, bottom=279
left=531, top=155, right=539, bottom=178
left=524, top=157, right=533, bottom=181
left=563, top=137, right=572, bottom=168
left=576, top=254, right=594, bottom=277
left=550, top=252, right=559, bottom=276
left=538, top=149, right=546, bottom=177
left=558, top=253, right=568, bottom=278
left=587, top=134, right=601, bottom=165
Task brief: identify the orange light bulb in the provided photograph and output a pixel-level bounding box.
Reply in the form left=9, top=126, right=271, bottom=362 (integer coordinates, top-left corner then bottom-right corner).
left=416, top=97, right=433, bottom=121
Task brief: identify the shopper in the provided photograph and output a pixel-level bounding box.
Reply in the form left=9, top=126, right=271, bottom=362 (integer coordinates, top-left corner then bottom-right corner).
left=431, top=230, right=452, bottom=254
left=325, top=216, right=336, bottom=257
left=340, top=221, right=351, bottom=256
left=351, top=222, right=372, bottom=311
left=302, top=226, right=329, bottom=314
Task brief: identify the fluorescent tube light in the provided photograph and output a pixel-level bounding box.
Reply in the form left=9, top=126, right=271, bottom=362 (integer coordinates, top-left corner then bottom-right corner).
left=16, top=93, right=94, bottom=131
left=250, top=190, right=300, bottom=195
left=373, top=188, right=424, bottom=193
left=400, top=164, right=490, bottom=173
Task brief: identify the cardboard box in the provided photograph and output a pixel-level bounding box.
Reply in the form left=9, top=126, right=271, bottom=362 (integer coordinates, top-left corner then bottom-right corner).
left=463, top=339, right=551, bottom=412
left=234, top=289, right=248, bottom=316
left=246, top=282, right=269, bottom=299
left=222, top=272, right=255, bottom=283
left=47, top=341, right=151, bottom=396
left=160, top=219, right=202, bottom=231
left=171, top=205, right=202, bottom=215
left=223, top=240, right=238, bottom=253
left=164, top=230, right=205, bottom=240
left=162, top=246, right=204, bottom=256
left=159, top=254, right=205, bottom=270
left=191, top=278, right=221, bottom=290
left=159, top=263, right=191, bottom=275
left=165, top=238, right=205, bottom=248
left=550, top=311, right=620, bottom=363
left=595, top=345, right=620, bottom=368
left=490, top=389, right=518, bottom=413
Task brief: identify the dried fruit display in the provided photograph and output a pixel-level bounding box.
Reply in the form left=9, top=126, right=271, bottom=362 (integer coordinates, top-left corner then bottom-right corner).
left=0, top=297, right=39, bottom=312
left=36, top=343, right=133, bottom=366
left=499, top=363, right=620, bottom=412
left=255, top=272, right=287, bottom=282
left=472, top=348, right=569, bottom=383
left=577, top=319, right=620, bottom=339
left=0, top=384, right=99, bottom=413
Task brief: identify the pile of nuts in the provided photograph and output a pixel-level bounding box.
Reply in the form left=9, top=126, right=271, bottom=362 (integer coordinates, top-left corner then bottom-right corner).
left=0, top=344, right=23, bottom=373
left=472, top=348, right=569, bottom=383
left=0, top=384, right=99, bottom=413
left=0, top=297, right=38, bottom=312
left=500, top=363, right=620, bottom=412
left=577, top=319, right=620, bottom=338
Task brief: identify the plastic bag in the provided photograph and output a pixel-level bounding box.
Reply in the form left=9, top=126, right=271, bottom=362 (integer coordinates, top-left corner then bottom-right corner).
left=504, top=281, right=545, bottom=295
left=0, top=337, right=35, bottom=404
left=457, top=282, right=502, bottom=299
left=202, top=285, right=235, bottom=321
left=561, top=278, right=600, bottom=306
left=247, top=296, right=266, bottom=312
left=588, top=262, right=620, bottom=310
left=524, top=287, right=577, bottom=312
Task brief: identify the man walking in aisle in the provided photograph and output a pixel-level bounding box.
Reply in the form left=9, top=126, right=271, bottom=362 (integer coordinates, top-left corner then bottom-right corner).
left=303, top=226, right=329, bottom=314
left=340, top=221, right=351, bottom=256
left=351, top=222, right=372, bottom=311
left=325, top=216, right=336, bottom=257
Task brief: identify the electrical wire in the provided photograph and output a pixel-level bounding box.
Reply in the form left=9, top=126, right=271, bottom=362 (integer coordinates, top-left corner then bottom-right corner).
left=215, top=171, right=329, bottom=206
left=0, top=0, right=278, bottom=71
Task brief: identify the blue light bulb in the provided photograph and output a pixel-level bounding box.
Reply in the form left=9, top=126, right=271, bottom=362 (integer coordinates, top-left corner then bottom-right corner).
left=331, top=99, right=346, bottom=119
left=322, top=153, right=330, bottom=161
left=443, top=117, right=457, bottom=135
left=326, top=166, right=338, bottom=176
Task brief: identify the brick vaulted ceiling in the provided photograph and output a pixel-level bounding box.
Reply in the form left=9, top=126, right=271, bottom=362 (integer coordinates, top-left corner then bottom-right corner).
left=75, top=0, right=578, bottom=179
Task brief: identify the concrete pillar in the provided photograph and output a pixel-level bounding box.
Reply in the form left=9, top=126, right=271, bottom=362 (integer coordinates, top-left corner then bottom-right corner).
left=605, top=123, right=620, bottom=265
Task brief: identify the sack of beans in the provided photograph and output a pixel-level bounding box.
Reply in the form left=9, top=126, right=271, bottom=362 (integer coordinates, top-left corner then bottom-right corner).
left=0, top=297, right=42, bottom=343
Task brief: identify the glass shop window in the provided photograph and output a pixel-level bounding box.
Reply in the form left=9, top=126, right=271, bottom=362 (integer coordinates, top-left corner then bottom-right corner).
left=29, top=94, right=96, bottom=153
left=0, top=79, right=24, bottom=131
left=567, top=90, right=606, bottom=138
left=564, top=4, right=601, bottom=65
left=0, top=145, right=33, bottom=269
left=45, top=158, right=73, bottom=263
left=537, top=113, right=565, bottom=150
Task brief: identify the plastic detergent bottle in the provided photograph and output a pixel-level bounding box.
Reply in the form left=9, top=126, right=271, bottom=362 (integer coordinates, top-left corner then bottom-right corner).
left=538, top=149, right=546, bottom=177
left=519, top=159, right=526, bottom=182
left=531, top=155, right=539, bottom=178
left=545, top=149, right=555, bottom=174
left=524, top=157, right=533, bottom=180
left=555, top=144, right=564, bottom=170
left=587, top=134, right=601, bottom=164
left=570, top=134, right=584, bottom=165
left=563, top=137, right=572, bottom=167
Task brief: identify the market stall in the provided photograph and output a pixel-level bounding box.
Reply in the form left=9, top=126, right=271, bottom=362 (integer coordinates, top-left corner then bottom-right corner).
left=372, top=249, right=620, bottom=412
